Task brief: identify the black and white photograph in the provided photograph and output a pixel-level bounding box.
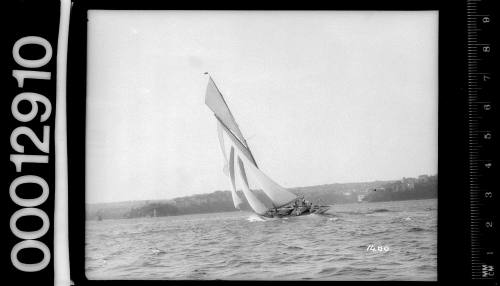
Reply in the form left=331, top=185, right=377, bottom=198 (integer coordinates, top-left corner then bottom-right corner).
left=84, top=11, right=438, bottom=281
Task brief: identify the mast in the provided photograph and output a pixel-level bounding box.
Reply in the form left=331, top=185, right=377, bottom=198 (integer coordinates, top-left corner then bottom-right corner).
left=215, top=115, right=258, bottom=167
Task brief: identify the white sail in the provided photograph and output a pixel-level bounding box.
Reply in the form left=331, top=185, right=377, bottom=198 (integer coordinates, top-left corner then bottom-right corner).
left=220, top=121, right=298, bottom=208
left=205, top=76, right=258, bottom=166
left=217, top=121, right=229, bottom=176
left=237, top=157, right=269, bottom=215
left=206, top=77, right=297, bottom=214
left=236, top=147, right=297, bottom=208
left=205, top=77, right=246, bottom=144
left=217, top=119, right=255, bottom=168
left=228, top=146, right=243, bottom=209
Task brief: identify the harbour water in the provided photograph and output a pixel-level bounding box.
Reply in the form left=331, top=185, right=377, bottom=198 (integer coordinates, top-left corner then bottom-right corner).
left=86, top=199, right=437, bottom=280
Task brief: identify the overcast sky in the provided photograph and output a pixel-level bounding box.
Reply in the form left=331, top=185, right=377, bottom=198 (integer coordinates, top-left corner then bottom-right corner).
left=86, top=11, right=438, bottom=204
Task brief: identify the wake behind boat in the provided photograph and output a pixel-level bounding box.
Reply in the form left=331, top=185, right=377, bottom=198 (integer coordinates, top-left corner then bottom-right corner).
left=204, top=75, right=331, bottom=219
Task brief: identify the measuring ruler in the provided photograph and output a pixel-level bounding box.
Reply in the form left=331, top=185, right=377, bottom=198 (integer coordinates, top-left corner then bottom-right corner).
left=466, top=0, right=497, bottom=282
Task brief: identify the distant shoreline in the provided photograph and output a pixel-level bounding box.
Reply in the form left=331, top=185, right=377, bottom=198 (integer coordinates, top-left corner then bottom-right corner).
left=87, top=198, right=438, bottom=222
left=87, top=175, right=436, bottom=221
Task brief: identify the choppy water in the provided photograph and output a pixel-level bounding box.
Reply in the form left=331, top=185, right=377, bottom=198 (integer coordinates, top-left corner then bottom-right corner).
left=86, top=199, right=437, bottom=281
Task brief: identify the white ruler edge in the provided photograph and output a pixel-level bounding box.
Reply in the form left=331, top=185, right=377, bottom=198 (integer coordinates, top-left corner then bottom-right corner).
left=54, top=0, right=71, bottom=285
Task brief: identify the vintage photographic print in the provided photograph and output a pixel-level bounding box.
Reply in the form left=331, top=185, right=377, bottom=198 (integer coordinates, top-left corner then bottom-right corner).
left=84, top=11, right=438, bottom=280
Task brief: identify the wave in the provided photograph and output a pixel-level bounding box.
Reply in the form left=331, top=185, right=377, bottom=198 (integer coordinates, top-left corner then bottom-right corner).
left=335, top=266, right=376, bottom=275
left=246, top=213, right=334, bottom=222
left=286, top=246, right=304, bottom=250
left=246, top=214, right=268, bottom=222
left=408, top=227, right=426, bottom=232
left=335, top=208, right=393, bottom=216
left=318, top=266, right=338, bottom=274
left=370, top=208, right=391, bottom=213
left=336, top=211, right=364, bottom=216
left=417, top=264, right=436, bottom=271
left=149, top=247, right=166, bottom=255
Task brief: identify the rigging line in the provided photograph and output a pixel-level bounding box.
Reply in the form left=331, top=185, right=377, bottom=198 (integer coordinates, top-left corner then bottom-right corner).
left=214, top=115, right=259, bottom=168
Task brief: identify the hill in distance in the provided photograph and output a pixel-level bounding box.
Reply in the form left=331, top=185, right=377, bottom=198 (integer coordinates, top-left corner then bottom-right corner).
left=87, top=175, right=436, bottom=220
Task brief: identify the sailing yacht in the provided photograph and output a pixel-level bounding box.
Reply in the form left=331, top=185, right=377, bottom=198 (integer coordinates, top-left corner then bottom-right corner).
left=205, top=75, right=330, bottom=218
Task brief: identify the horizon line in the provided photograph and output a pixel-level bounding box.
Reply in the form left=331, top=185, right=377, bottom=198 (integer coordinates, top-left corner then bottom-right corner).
left=87, top=173, right=437, bottom=205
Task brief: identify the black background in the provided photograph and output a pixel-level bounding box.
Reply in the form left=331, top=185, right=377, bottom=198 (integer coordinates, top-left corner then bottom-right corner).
left=5, top=0, right=60, bottom=285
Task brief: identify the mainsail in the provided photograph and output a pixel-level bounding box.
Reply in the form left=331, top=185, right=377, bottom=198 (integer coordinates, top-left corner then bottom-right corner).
left=216, top=119, right=242, bottom=208
left=205, top=76, right=298, bottom=214
left=236, top=147, right=297, bottom=208
left=216, top=122, right=229, bottom=176
left=205, top=77, right=246, bottom=144
left=223, top=121, right=297, bottom=208
left=237, top=157, right=268, bottom=215
left=205, top=76, right=258, bottom=166
left=228, top=146, right=243, bottom=209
